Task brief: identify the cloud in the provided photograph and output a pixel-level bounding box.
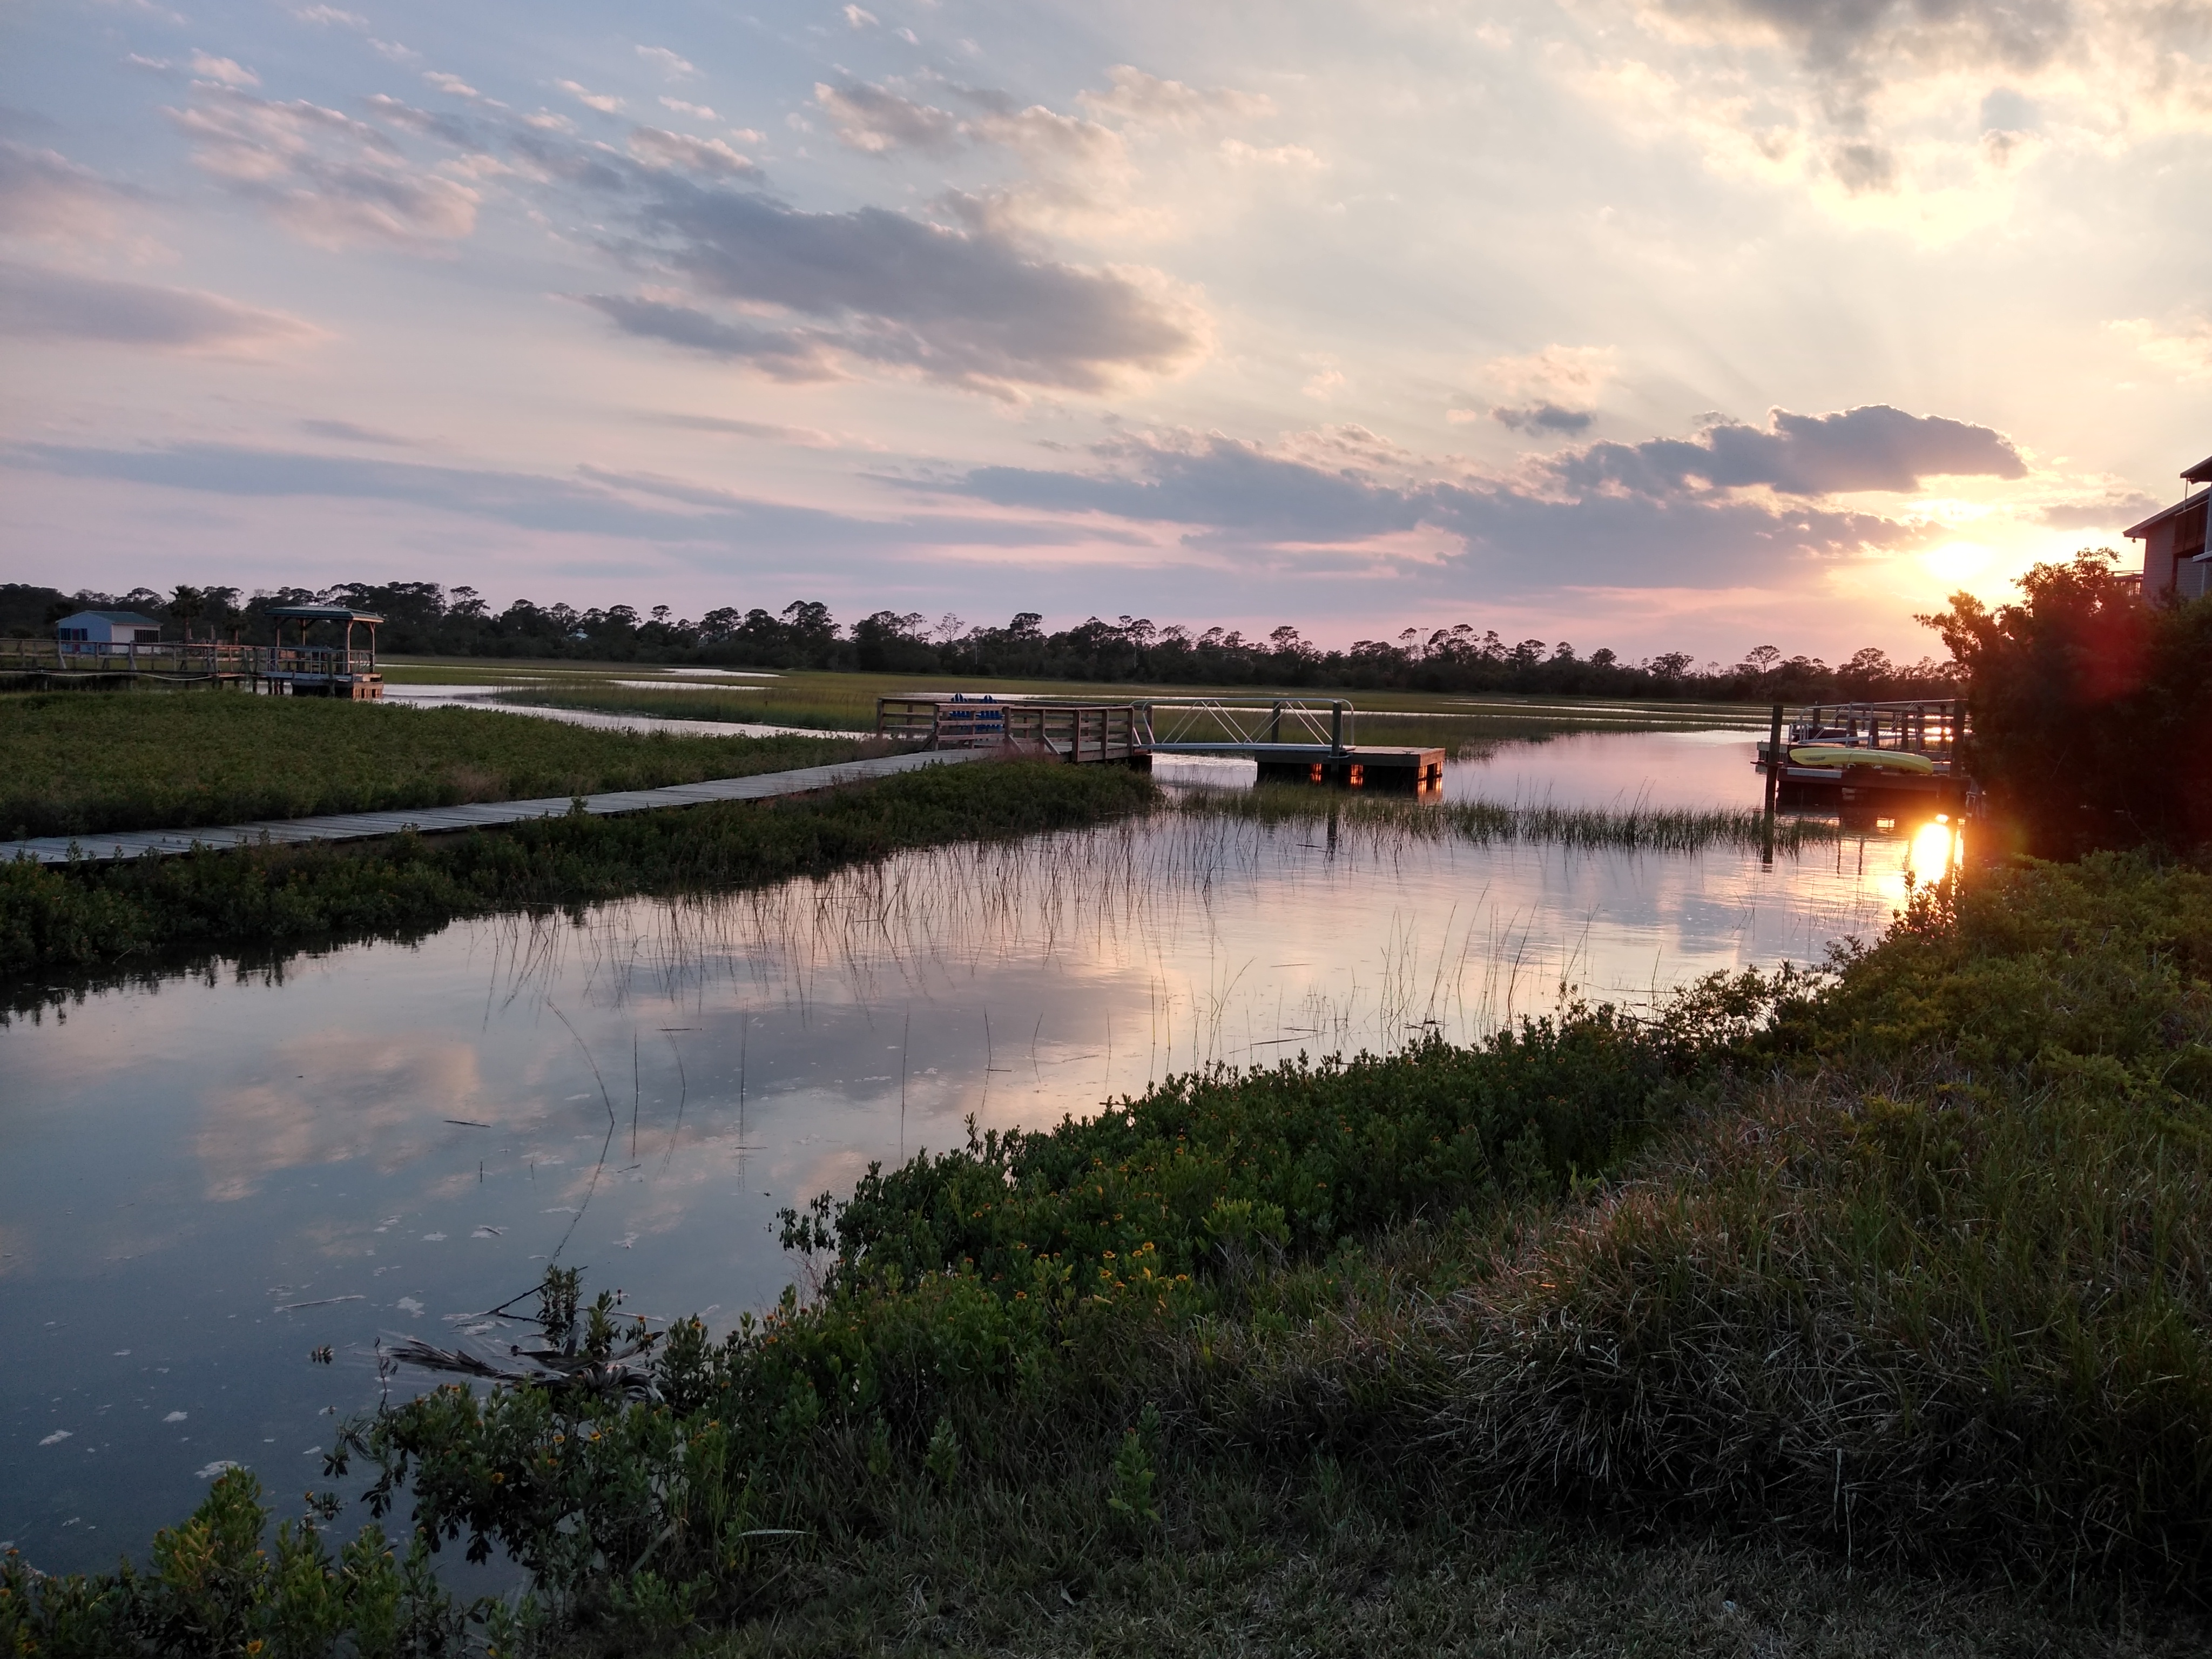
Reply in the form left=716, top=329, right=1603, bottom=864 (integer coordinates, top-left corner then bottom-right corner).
left=557, top=79, right=623, bottom=114
left=6, top=439, right=835, bottom=537
left=299, top=417, right=416, bottom=445
left=814, top=82, right=963, bottom=155
left=576, top=294, right=839, bottom=381
left=1076, top=65, right=1273, bottom=130
left=166, top=86, right=479, bottom=248
left=615, top=183, right=1210, bottom=394
left=0, top=140, right=136, bottom=242
left=1664, top=0, right=2073, bottom=91
left=1485, top=342, right=1614, bottom=400
left=289, top=5, right=368, bottom=26
left=813, top=78, right=1145, bottom=238
left=959, top=432, right=1431, bottom=542
left=2109, top=315, right=2212, bottom=381
left=1545, top=405, right=2024, bottom=497
left=938, top=412, right=1965, bottom=589
left=187, top=51, right=260, bottom=88
left=627, top=127, right=763, bottom=179
left=2, top=439, right=1123, bottom=552
left=1592, top=0, right=2206, bottom=215
left=844, top=5, right=879, bottom=27
left=423, top=71, right=494, bottom=103
left=1460, top=346, right=1614, bottom=435
left=0, top=260, right=321, bottom=352
left=1218, top=139, right=1321, bottom=168
left=642, top=412, right=847, bottom=447
left=2039, top=493, right=2164, bottom=530
left=1492, top=402, right=1595, bottom=434
left=637, top=45, right=697, bottom=79
left=660, top=97, right=719, bottom=120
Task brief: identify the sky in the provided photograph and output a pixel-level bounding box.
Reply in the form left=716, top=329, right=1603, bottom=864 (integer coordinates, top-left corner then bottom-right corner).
left=3, top=0, right=2210, bottom=663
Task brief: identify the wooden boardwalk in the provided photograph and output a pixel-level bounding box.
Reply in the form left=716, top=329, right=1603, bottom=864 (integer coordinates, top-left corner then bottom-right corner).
left=1, top=750, right=980, bottom=867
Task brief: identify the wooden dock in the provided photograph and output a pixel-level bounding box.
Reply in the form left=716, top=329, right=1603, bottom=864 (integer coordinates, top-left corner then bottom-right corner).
left=877, top=696, right=1145, bottom=763
left=0, top=750, right=982, bottom=867
left=876, top=693, right=1444, bottom=790
left=1, top=605, right=390, bottom=699
left=1756, top=698, right=1970, bottom=813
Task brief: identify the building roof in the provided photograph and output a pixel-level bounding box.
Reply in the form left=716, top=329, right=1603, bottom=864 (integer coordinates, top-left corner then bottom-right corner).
left=2182, top=454, right=2212, bottom=484
left=267, top=605, right=386, bottom=623
left=58, top=610, right=160, bottom=626
left=2125, top=494, right=2208, bottom=539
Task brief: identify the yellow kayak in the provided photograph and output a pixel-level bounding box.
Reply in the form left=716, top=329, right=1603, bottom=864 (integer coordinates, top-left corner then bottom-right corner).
left=1788, top=745, right=1935, bottom=775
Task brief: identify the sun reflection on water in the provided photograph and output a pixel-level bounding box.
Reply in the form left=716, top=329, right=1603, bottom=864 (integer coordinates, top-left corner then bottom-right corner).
left=1906, top=815, right=1961, bottom=886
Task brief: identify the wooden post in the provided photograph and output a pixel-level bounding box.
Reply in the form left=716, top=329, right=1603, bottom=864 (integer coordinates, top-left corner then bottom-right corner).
left=1762, top=702, right=1783, bottom=866
left=1330, top=703, right=1344, bottom=755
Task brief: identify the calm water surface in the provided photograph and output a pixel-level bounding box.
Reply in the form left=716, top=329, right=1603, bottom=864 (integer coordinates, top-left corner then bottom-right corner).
left=1, top=731, right=1946, bottom=1568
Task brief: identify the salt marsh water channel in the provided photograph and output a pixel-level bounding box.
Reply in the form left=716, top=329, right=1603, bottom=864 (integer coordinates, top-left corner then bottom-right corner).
left=1, top=731, right=1952, bottom=1569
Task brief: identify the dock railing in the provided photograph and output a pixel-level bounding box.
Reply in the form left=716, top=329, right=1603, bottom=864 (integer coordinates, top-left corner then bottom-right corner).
left=2, top=639, right=380, bottom=678
left=876, top=695, right=1144, bottom=762
left=1782, top=698, right=1965, bottom=767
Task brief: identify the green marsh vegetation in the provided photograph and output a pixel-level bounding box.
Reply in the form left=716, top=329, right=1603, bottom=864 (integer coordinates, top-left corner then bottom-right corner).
left=1175, top=779, right=1843, bottom=855
left=0, top=760, right=1158, bottom=996
left=460, top=660, right=1771, bottom=751
left=0, top=691, right=881, bottom=840
left=12, top=854, right=2207, bottom=1655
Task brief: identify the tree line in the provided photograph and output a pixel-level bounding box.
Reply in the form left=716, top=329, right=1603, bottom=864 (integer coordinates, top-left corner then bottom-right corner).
left=0, top=578, right=1955, bottom=704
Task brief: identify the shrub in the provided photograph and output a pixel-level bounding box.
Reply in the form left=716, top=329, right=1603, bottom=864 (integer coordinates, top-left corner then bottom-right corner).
left=1924, top=549, right=2212, bottom=854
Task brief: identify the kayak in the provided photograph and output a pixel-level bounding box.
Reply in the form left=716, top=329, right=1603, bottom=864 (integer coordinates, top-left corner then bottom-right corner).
left=1788, top=745, right=1935, bottom=775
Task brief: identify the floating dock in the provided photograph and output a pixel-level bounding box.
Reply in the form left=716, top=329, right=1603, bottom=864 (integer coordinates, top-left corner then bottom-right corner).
left=876, top=694, right=1444, bottom=790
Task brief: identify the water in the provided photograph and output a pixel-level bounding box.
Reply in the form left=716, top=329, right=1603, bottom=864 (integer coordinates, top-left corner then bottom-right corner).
left=382, top=683, right=842, bottom=739
left=0, top=731, right=1946, bottom=1569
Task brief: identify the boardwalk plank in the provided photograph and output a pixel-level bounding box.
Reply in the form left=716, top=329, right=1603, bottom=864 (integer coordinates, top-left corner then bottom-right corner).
left=1, top=750, right=979, bottom=866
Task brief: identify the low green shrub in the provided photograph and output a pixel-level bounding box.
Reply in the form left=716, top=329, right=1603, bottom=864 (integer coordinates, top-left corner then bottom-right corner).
left=18, top=853, right=2212, bottom=1653
left=1925, top=550, right=2212, bottom=855
left=0, top=1468, right=469, bottom=1658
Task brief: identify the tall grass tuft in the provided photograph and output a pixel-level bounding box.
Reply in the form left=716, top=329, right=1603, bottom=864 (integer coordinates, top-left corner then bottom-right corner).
left=1177, top=781, right=1841, bottom=855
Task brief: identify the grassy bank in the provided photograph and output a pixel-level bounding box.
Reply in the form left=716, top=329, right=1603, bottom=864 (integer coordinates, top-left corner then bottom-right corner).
left=0, top=692, right=876, bottom=839
left=1177, top=778, right=1844, bottom=854
left=455, top=662, right=1769, bottom=751
left=11, top=853, right=2204, bottom=1655
left=0, top=761, right=1157, bottom=995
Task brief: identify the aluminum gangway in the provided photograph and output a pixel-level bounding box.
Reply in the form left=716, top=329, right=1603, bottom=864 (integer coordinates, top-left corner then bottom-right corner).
left=876, top=693, right=1443, bottom=789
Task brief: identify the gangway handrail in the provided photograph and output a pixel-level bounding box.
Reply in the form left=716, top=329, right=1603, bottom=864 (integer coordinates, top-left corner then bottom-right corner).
left=1134, top=697, right=1355, bottom=756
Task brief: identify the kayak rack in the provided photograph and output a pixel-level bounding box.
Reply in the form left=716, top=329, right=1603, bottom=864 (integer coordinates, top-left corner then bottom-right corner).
left=1756, top=698, right=1972, bottom=831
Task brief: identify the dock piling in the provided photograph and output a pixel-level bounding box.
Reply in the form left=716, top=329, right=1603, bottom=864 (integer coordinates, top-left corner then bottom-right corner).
left=1762, top=702, right=1783, bottom=865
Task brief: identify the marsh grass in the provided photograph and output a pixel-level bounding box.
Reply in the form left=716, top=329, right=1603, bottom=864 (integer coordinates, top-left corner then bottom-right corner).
left=0, top=760, right=1159, bottom=992
left=9, top=857, right=2211, bottom=1654
left=0, top=691, right=879, bottom=839
left=1178, top=779, right=1842, bottom=854
left=328, top=858, right=2212, bottom=1643
left=469, top=664, right=1771, bottom=747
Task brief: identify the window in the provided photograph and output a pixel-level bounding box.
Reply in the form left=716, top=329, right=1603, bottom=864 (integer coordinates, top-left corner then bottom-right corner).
left=59, top=627, right=88, bottom=642
left=132, top=629, right=160, bottom=643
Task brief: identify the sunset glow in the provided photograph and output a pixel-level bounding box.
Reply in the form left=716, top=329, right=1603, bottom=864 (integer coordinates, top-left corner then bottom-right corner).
left=4, top=1, right=2207, bottom=657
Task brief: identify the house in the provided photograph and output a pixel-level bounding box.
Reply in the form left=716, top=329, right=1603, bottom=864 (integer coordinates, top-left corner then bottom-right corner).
left=2126, top=455, right=2211, bottom=602
left=53, top=609, right=163, bottom=647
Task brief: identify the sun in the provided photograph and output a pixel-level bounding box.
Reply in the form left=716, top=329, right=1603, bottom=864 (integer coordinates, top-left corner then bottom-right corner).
left=1920, top=541, right=1992, bottom=585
